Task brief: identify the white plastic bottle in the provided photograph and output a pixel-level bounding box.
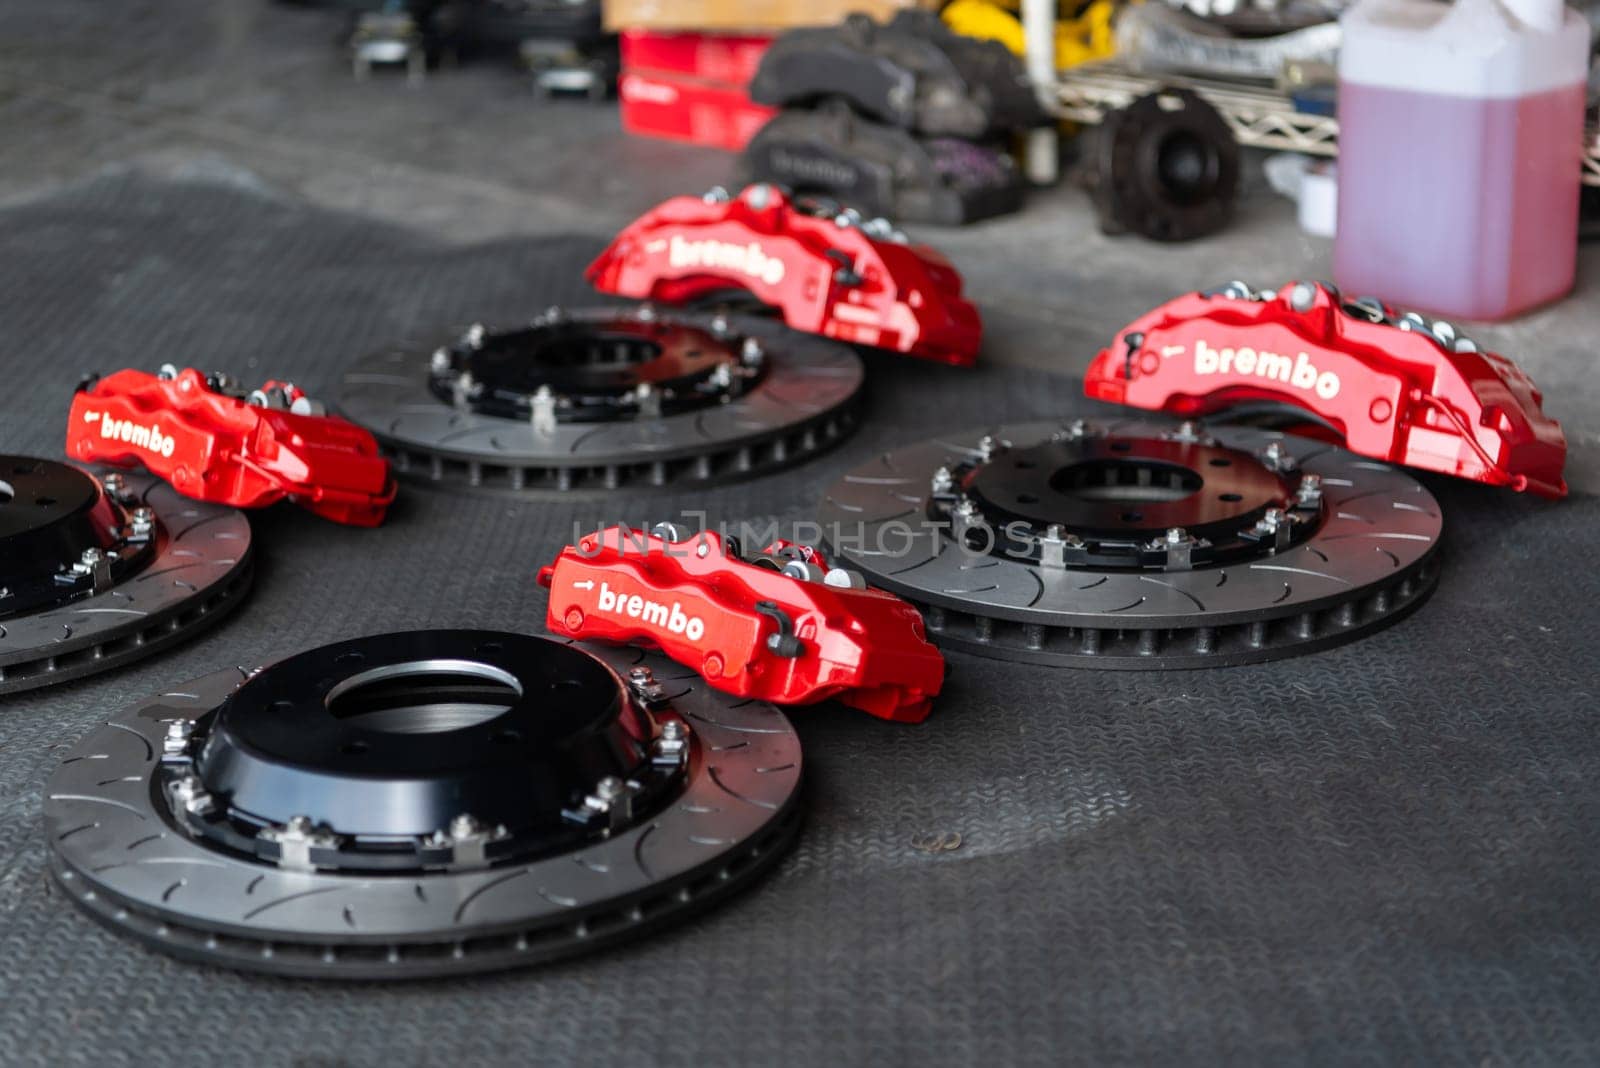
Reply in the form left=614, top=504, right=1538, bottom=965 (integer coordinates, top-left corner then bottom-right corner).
left=1334, top=0, right=1591, bottom=320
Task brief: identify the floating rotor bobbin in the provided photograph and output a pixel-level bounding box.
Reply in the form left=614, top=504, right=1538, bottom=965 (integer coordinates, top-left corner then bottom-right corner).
left=46, top=630, right=801, bottom=978
left=818, top=419, right=1442, bottom=668
left=339, top=306, right=864, bottom=494
left=0, top=455, right=252, bottom=696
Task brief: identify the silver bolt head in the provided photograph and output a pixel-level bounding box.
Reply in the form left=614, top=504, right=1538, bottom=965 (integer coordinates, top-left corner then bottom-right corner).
left=629, top=666, right=654, bottom=682
left=449, top=813, right=480, bottom=839
left=822, top=567, right=867, bottom=589
left=80, top=547, right=103, bottom=564
left=660, top=720, right=686, bottom=741
left=1166, top=527, right=1186, bottom=543
left=287, top=815, right=313, bottom=833
left=430, top=347, right=451, bottom=372
left=596, top=776, right=625, bottom=800
left=1288, top=281, right=1316, bottom=312
left=702, top=186, right=731, bottom=203
left=740, top=337, right=764, bottom=364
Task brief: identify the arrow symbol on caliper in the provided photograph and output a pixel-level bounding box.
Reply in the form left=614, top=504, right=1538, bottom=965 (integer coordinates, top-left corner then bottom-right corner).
left=572, top=580, right=595, bottom=591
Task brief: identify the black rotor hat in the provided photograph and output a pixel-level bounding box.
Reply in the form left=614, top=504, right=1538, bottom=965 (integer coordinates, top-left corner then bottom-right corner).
left=46, top=631, right=803, bottom=978
left=818, top=420, right=1442, bottom=668
left=0, top=456, right=252, bottom=695
left=339, top=306, right=863, bottom=494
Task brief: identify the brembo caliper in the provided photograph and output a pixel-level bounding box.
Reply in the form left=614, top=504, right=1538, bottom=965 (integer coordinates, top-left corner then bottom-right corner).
left=1085, top=281, right=1567, bottom=498
left=68, top=366, right=397, bottom=525
left=538, top=524, right=946, bottom=722
left=586, top=183, right=983, bottom=367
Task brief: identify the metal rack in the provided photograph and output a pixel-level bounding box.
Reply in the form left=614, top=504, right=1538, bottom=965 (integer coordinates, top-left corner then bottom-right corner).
left=1054, top=60, right=1600, bottom=186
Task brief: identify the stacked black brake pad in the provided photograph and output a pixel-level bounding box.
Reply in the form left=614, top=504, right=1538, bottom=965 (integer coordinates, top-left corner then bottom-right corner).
left=748, top=10, right=1046, bottom=139
left=741, top=10, right=1041, bottom=225
left=741, top=102, right=1025, bottom=226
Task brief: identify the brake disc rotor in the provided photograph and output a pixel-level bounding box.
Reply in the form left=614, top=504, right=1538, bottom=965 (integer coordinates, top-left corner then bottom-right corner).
left=817, top=419, right=1441, bottom=668
left=0, top=456, right=252, bottom=695
left=46, top=630, right=802, bottom=979
left=338, top=306, right=864, bottom=494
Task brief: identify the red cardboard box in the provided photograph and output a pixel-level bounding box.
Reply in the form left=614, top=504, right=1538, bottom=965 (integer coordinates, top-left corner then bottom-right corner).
left=618, top=72, right=777, bottom=152
left=617, top=30, right=776, bottom=152
left=620, top=30, right=772, bottom=85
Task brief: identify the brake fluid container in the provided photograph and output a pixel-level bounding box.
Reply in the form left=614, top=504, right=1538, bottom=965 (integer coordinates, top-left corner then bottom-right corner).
left=1334, top=0, right=1591, bottom=320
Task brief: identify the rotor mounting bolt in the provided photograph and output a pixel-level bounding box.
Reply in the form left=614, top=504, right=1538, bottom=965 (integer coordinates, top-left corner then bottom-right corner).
left=654, top=718, right=690, bottom=765
left=1166, top=527, right=1186, bottom=543
left=1288, top=282, right=1316, bottom=312
left=128, top=508, right=156, bottom=543
left=955, top=497, right=978, bottom=519
left=741, top=337, right=764, bottom=365
left=168, top=773, right=213, bottom=816
left=975, top=435, right=1003, bottom=461
left=450, top=814, right=481, bottom=840
left=162, top=719, right=194, bottom=758
left=465, top=323, right=486, bottom=349
left=1174, top=421, right=1202, bottom=443
left=931, top=466, right=954, bottom=495
left=1038, top=523, right=1071, bottom=569
left=709, top=315, right=731, bottom=339
left=1297, top=474, right=1323, bottom=505
left=430, top=347, right=451, bottom=373
left=531, top=384, right=557, bottom=434
left=596, top=776, right=625, bottom=801
left=100, top=473, right=127, bottom=501
left=636, top=302, right=657, bottom=322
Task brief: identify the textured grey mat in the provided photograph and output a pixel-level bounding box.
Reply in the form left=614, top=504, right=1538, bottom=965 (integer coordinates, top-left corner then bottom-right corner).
left=1, top=169, right=1597, bottom=1066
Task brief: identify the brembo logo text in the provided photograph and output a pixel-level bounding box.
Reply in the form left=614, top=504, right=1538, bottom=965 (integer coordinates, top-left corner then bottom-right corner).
left=667, top=234, right=786, bottom=287
left=595, top=581, right=706, bottom=642
left=1193, top=338, right=1340, bottom=400
left=89, top=411, right=177, bottom=459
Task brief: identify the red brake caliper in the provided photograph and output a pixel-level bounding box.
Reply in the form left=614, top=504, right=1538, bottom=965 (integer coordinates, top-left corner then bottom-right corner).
left=1084, top=281, right=1567, bottom=498
left=586, top=183, right=982, bottom=367
left=67, top=367, right=397, bottom=525
left=538, top=524, right=946, bottom=722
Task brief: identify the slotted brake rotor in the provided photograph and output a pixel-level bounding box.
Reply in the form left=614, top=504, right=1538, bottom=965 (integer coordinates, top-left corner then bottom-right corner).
left=338, top=306, right=863, bottom=493
left=46, top=631, right=802, bottom=978
left=0, top=456, right=252, bottom=695
left=817, top=419, right=1441, bottom=668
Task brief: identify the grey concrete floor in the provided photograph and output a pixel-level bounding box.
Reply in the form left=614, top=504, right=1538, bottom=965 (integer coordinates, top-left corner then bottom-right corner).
left=2, top=0, right=1597, bottom=482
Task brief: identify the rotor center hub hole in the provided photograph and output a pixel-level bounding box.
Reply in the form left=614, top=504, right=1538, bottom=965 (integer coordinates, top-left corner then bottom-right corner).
left=325, top=660, right=523, bottom=735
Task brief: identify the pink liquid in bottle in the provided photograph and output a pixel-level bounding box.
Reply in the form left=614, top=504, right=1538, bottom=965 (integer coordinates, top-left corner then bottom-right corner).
left=1334, top=0, right=1591, bottom=321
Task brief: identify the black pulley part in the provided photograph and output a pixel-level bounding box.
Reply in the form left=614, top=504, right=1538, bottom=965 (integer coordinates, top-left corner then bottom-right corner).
left=749, top=10, right=1047, bottom=139
left=0, top=457, right=252, bottom=695
left=817, top=419, right=1442, bottom=668
left=338, top=306, right=863, bottom=494
left=742, top=104, right=1025, bottom=225
left=45, top=631, right=803, bottom=979
left=1092, top=88, right=1240, bottom=243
